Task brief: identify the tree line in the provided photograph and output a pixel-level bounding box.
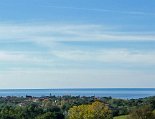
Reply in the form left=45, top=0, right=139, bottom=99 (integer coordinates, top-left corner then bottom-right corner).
left=0, top=95, right=155, bottom=119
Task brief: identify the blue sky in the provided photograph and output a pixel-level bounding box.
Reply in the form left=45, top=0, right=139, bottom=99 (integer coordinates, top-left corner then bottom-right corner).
left=0, top=0, right=155, bottom=88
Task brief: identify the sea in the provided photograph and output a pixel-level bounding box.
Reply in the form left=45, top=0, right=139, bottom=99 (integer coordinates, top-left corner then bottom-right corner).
left=0, top=88, right=155, bottom=99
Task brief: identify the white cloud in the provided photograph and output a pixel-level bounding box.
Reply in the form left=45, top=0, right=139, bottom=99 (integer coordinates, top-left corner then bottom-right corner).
left=0, top=23, right=155, bottom=44
left=0, top=70, right=155, bottom=88
left=52, top=49, right=155, bottom=64
left=0, top=23, right=154, bottom=71
left=0, top=51, right=53, bottom=63
left=0, top=49, right=155, bottom=71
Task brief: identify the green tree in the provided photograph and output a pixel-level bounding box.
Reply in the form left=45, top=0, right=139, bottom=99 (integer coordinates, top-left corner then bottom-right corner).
left=35, top=112, right=56, bottom=119
left=128, top=105, right=155, bottom=119
left=67, top=101, right=112, bottom=119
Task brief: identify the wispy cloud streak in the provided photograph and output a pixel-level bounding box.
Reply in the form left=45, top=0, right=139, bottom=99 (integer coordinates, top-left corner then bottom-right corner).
left=0, top=23, right=154, bottom=71
left=52, top=49, right=155, bottom=65
left=0, top=23, right=155, bottom=43
left=44, top=6, right=155, bottom=16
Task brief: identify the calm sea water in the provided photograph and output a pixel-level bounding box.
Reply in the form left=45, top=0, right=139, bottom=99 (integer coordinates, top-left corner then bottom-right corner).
left=0, top=88, right=155, bottom=99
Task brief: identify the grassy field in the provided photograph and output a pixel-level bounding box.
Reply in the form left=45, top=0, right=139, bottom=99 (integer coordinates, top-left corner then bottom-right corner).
left=114, top=115, right=128, bottom=119
left=114, top=110, right=155, bottom=119
left=153, top=110, right=155, bottom=114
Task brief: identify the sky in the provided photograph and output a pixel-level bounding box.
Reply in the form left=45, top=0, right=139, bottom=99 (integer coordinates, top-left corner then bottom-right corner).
left=0, top=0, right=155, bottom=89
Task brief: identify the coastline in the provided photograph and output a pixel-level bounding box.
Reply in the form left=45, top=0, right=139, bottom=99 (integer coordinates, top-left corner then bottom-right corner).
left=0, top=88, right=155, bottom=99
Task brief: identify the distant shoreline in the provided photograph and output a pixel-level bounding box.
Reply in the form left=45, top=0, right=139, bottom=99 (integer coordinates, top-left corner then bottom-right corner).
left=0, top=88, right=155, bottom=90
left=0, top=88, right=155, bottom=99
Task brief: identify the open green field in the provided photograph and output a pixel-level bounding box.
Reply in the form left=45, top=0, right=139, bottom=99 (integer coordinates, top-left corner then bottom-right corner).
left=114, top=115, right=128, bottom=119
left=114, top=110, right=155, bottom=119
left=153, top=110, right=155, bottom=114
